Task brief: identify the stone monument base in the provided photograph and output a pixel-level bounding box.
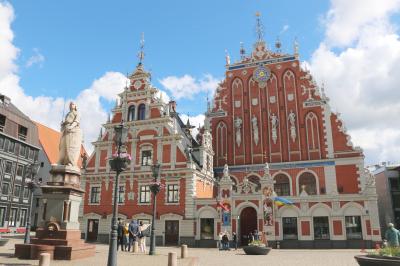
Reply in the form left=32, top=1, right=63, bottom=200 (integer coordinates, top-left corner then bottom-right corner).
left=15, top=229, right=95, bottom=260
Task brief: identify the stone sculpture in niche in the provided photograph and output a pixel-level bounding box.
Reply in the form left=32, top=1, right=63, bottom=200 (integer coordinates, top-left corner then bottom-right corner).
left=234, top=117, right=242, bottom=147
left=252, top=115, right=259, bottom=145
left=288, top=110, right=297, bottom=142
left=269, top=113, right=278, bottom=144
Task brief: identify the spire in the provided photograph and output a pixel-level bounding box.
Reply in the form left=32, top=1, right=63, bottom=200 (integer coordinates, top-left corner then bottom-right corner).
left=225, top=49, right=231, bottom=65
left=294, top=37, right=299, bottom=58
left=275, top=36, right=282, bottom=53
left=240, top=42, right=246, bottom=60
left=98, top=127, right=103, bottom=140
left=255, top=12, right=265, bottom=43
left=137, top=32, right=145, bottom=65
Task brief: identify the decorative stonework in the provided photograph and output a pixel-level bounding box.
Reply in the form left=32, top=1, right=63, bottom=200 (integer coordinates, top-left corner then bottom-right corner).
left=251, top=115, right=259, bottom=146
left=234, top=117, right=242, bottom=147
left=288, top=110, right=297, bottom=143
left=270, top=113, right=278, bottom=144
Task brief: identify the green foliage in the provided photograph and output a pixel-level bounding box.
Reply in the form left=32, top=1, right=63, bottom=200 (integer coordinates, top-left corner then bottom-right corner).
left=248, top=240, right=266, bottom=247
left=368, top=247, right=400, bottom=257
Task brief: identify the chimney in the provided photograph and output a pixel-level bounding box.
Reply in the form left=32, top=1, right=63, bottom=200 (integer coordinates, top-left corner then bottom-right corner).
left=169, top=100, right=177, bottom=113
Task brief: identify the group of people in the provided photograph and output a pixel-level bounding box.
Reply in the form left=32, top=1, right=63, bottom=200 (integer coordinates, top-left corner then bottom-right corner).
left=218, top=231, right=237, bottom=250
left=117, top=219, right=148, bottom=253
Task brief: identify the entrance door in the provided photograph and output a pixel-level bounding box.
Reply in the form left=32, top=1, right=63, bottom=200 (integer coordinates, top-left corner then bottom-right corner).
left=87, top=219, right=99, bottom=242
left=165, top=220, right=179, bottom=246
left=240, top=207, right=258, bottom=246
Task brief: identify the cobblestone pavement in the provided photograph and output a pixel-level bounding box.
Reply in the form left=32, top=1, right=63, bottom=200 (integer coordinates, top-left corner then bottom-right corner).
left=0, top=238, right=362, bottom=266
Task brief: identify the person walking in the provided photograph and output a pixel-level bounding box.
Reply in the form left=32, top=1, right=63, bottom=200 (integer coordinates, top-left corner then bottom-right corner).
left=128, top=219, right=139, bottom=252
left=385, top=223, right=400, bottom=247
left=117, top=218, right=124, bottom=251
left=138, top=221, right=147, bottom=253
left=232, top=232, right=237, bottom=250
left=222, top=232, right=230, bottom=250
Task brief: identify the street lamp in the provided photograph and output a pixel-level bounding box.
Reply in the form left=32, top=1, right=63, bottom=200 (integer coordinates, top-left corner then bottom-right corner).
left=107, top=122, right=128, bottom=266
left=24, top=161, right=41, bottom=244
left=149, top=162, right=161, bottom=255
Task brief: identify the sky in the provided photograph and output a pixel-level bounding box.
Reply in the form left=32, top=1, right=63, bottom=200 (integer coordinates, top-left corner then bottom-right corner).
left=1, top=0, right=400, bottom=165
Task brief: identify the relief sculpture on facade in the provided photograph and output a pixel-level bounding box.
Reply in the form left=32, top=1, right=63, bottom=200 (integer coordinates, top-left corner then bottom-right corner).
left=269, top=113, right=278, bottom=144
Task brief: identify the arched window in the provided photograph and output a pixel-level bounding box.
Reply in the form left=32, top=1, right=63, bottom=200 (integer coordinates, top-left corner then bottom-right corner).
left=138, top=104, right=146, bottom=120
left=216, top=122, right=227, bottom=159
left=274, top=174, right=291, bottom=196
left=247, top=175, right=261, bottom=192
left=298, top=172, right=317, bottom=195
left=127, top=105, right=135, bottom=121
left=230, top=177, right=238, bottom=192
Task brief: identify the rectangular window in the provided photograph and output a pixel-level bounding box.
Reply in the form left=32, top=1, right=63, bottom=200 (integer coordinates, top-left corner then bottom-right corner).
left=141, top=150, right=152, bottom=166
left=19, top=145, right=25, bottom=157
left=345, top=216, right=362, bottom=240
left=200, top=218, right=214, bottom=240
left=24, top=148, right=29, bottom=159
left=1, top=183, right=9, bottom=195
left=118, top=186, right=125, bottom=203
left=14, top=185, right=21, bottom=197
left=19, top=209, right=27, bottom=227
left=282, top=217, right=298, bottom=240
left=275, top=183, right=290, bottom=196
left=0, top=114, right=5, bottom=131
left=18, top=125, right=28, bottom=141
left=9, top=208, right=17, bottom=227
left=3, top=138, right=9, bottom=151
left=167, top=184, right=179, bottom=203
left=5, top=161, right=12, bottom=174
left=390, top=178, right=399, bottom=191
left=90, top=187, right=100, bottom=204
left=0, top=136, right=4, bottom=149
left=23, top=187, right=29, bottom=198
left=8, top=141, right=15, bottom=153
left=139, top=185, right=151, bottom=203
left=0, top=207, right=5, bottom=227
left=313, top=216, right=330, bottom=240
left=28, top=149, right=34, bottom=160
left=16, top=165, right=24, bottom=177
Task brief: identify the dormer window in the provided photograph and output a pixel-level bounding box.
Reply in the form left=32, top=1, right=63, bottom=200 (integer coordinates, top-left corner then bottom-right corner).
left=138, top=104, right=146, bottom=120
left=0, top=114, right=5, bottom=132
left=128, top=105, right=136, bottom=121
left=18, top=125, right=28, bottom=141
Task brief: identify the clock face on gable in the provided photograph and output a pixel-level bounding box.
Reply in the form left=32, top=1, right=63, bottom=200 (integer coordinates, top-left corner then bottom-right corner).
left=253, top=65, right=271, bottom=83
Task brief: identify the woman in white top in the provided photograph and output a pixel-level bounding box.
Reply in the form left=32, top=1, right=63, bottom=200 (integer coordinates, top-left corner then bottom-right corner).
left=138, top=221, right=147, bottom=253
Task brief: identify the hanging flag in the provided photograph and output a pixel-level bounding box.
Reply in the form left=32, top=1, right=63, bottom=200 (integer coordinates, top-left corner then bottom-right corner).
left=272, top=196, right=294, bottom=206
left=217, top=201, right=230, bottom=212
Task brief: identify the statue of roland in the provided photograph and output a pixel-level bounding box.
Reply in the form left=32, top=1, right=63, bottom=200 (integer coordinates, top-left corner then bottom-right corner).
left=58, top=102, right=82, bottom=168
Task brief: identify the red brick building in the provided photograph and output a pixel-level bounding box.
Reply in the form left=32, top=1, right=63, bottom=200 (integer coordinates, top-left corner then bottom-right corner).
left=200, top=17, right=381, bottom=248
left=80, top=62, right=215, bottom=246
left=81, top=17, right=381, bottom=248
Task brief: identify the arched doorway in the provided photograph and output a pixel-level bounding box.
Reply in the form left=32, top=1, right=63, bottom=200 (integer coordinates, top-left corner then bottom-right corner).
left=239, top=207, right=258, bottom=246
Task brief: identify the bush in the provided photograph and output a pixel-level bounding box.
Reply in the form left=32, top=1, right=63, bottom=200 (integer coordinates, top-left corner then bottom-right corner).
left=248, top=240, right=266, bottom=247
left=368, top=247, right=400, bottom=257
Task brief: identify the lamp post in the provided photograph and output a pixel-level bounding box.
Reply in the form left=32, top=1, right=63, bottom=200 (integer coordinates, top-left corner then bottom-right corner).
left=149, top=162, right=161, bottom=255
left=107, top=122, right=128, bottom=266
left=24, top=161, right=41, bottom=244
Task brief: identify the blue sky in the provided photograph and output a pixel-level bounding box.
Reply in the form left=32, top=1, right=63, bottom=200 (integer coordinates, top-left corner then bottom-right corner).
left=11, top=0, right=328, bottom=114
left=2, top=0, right=400, bottom=164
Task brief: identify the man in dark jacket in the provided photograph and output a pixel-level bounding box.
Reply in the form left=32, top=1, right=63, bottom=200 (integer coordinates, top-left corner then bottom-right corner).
left=232, top=232, right=238, bottom=250
left=117, top=218, right=124, bottom=251
left=128, top=219, right=139, bottom=252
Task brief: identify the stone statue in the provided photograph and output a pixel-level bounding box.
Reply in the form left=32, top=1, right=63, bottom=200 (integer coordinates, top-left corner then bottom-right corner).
left=288, top=110, right=296, bottom=142
left=58, top=102, right=82, bottom=168
left=252, top=115, right=259, bottom=145
left=270, top=113, right=278, bottom=144
left=223, top=164, right=229, bottom=179
left=234, top=117, right=242, bottom=147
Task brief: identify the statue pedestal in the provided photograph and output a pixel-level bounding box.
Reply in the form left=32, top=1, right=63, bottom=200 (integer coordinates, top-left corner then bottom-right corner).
left=15, top=166, right=95, bottom=260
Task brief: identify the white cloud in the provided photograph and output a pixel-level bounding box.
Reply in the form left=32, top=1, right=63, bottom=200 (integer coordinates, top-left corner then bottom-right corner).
left=179, top=113, right=205, bottom=138
left=0, top=2, right=128, bottom=154
left=308, top=0, right=400, bottom=164
left=26, top=48, right=45, bottom=68
left=159, top=74, right=220, bottom=100
left=280, top=24, right=289, bottom=34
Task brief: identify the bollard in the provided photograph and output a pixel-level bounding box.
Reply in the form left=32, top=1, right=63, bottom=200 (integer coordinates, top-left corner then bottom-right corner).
left=39, top=253, right=50, bottom=266
left=133, top=241, right=139, bottom=253
left=181, top=244, right=188, bottom=258
left=168, top=252, right=177, bottom=266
